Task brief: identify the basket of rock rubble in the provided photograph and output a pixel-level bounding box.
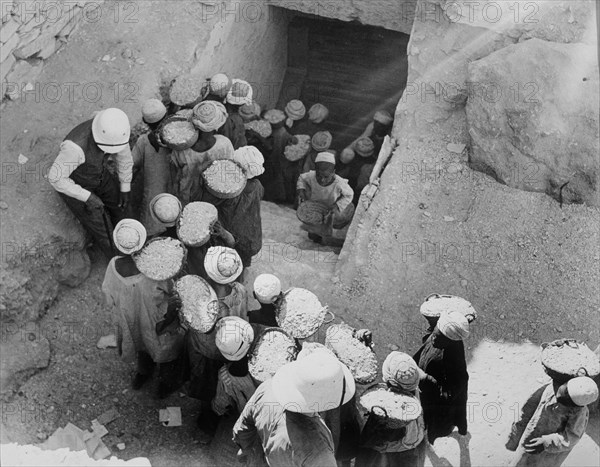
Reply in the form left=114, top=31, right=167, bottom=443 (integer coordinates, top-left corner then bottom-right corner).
left=326, top=323, right=378, bottom=384
left=176, top=202, right=218, bottom=248
left=420, top=294, right=478, bottom=321
left=175, top=108, right=194, bottom=120
left=248, top=328, right=298, bottom=383
left=541, top=338, right=600, bottom=381
left=159, top=115, right=199, bottom=150
left=244, top=119, right=272, bottom=138
left=296, top=201, right=330, bottom=225
left=169, top=74, right=210, bottom=107
left=133, top=237, right=187, bottom=281
left=202, top=159, right=247, bottom=199
left=283, top=134, right=311, bottom=162
left=174, top=274, right=220, bottom=333
left=358, top=384, right=422, bottom=428
left=275, top=288, right=334, bottom=340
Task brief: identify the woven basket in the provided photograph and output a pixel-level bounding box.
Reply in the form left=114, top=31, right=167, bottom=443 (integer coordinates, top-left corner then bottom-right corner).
left=133, top=237, right=187, bottom=281
left=176, top=202, right=218, bottom=248
left=159, top=116, right=199, bottom=150
left=541, top=339, right=600, bottom=379
left=283, top=135, right=311, bottom=162
left=248, top=327, right=298, bottom=384
left=169, top=74, right=209, bottom=107
left=358, top=384, right=422, bottom=428
left=326, top=323, right=378, bottom=384
left=203, top=159, right=247, bottom=200
left=420, top=293, right=478, bottom=320
left=296, top=201, right=330, bottom=225
left=275, top=288, right=331, bottom=339
left=174, top=274, right=219, bottom=333
left=244, top=119, right=272, bottom=138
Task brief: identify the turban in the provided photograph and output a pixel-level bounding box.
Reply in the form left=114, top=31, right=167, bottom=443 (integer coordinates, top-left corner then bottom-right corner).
left=113, top=219, right=146, bottom=255
left=192, top=101, right=228, bottom=132
left=285, top=99, right=306, bottom=121
left=315, top=152, right=336, bottom=165
left=142, top=99, right=167, bottom=124
left=238, top=102, right=261, bottom=122
left=204, top=246, right=243, bottom=284
left=567, top=376, right=599, bottom=406
left=437, top=311, right=470, bottom=341
left=209, top=73, right=232, bottom=98
left=149, top=193, right=181, bottom=227
left=253, top=273, right=281, bottom=304
left=308, top=103, right=329, bottom=124
left=374, top=110, right=393, bottom=125
left=264, top=109, right=286, bottom=125
left=355, top=137, right=375, bottom=158
left=340, top=147, right=355, bottom=164
left=233, top=145, right=265, bottom=179
left=226, top=79, right=253, bottom=106
left=311, top=131, right=332, bottom=152
left=382, top=351, right=420, bottom=392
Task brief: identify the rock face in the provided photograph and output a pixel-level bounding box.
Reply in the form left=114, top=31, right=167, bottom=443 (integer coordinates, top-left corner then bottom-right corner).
left=467, top=39, right=599, bottom=206
left=0, top=327, right=50, bottom=393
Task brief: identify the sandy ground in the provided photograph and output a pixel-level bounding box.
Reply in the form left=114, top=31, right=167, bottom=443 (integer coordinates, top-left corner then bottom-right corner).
left=1, top=1, right=599, bottom=465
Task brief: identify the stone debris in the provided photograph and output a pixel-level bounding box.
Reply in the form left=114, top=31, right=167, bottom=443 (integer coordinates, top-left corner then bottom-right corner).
left=101, top=55, right=111, bottom=62
left=96, top=335, right=117, bottom=349
left=0, top=201, right=8, bottom=209
left=18, top=154, right=28, bottom=165
left=446, top=142, right=466, bottom=154
left=159, top=407, right=182, bottom=427
left=443, top=216, right=455, bottom=222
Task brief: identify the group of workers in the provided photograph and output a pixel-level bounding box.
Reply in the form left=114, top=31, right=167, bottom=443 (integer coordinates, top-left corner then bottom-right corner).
left=45, top=72, right=598, bottom=466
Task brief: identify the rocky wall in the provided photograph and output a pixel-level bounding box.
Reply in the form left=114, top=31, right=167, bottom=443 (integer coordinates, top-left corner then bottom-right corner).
left=336, top=0, right=599, bottom=353
left=1, top=0, right=105, bottom=100
left=266, top=0, right=417, bottom=35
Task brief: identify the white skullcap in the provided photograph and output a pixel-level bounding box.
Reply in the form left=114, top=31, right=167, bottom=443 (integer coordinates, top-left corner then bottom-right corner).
left=315, top=152, right=336, bottom=165
left=253, top=273, right=281, bottom=304
left=233, top=146, right=265, bottom=179
left=142, top=99, right=167, bottom=124
left=567, top=376, right=599, bottom=406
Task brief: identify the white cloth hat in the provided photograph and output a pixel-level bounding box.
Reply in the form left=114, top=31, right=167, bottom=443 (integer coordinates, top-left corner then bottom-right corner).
left=382, top=351, right=420, bottom=392
left=113, top=219, right=146, bottom=255
left=272, top=352, right=355, bottom=413
left=226, top=79, right=253, bottom=106
left=233, top=146, right=265, bottom=179
left=215, top=316, right=255, bottom=361
left=284, top=100, right=306, bottom=121
left=567, top=376, right=599, bottom=406
left=149, top=193, right=182, bottom=227
left=315, top=152, right=336, bottom=165
left=204, top=246, right=243, bottom=284
left=142, top=99, right=167, bottom=124
left=253, top=273, right=281, bottom=304
left=374, top=110, right=393, bottom=125
left=92, top=108, right=130, bottom=154
left=209, top=73, right=232, bottom=98
left=437, top=311, right=470, bottom=341
left=308, top=103, right=329, bottom=124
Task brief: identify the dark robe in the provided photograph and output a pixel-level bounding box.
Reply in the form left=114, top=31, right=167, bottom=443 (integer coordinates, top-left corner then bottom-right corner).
left=247, top=303, right=278, bottom=327
left=413, top=336, right=469, bottom=443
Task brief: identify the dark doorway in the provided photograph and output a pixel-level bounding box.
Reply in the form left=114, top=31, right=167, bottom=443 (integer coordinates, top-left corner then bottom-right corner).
left=279, top=16, right=410, bottom=150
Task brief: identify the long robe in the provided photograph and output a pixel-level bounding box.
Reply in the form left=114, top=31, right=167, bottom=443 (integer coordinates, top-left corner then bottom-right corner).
left=414, top=336, right=469, bottom=443
left=102, top=257, right=184, bottom=364
left=201, top=179, right=264, bottom=267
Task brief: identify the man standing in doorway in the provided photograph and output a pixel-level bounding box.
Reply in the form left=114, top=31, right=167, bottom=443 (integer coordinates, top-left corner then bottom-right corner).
left=48, top=108, right=133, bottom=259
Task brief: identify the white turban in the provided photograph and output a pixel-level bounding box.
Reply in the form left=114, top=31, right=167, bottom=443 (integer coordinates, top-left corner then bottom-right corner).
left=192, top=101, right=228, bottom=132
left=113, top=219, right=146, bottom=255
left=382, top=351, right=420, bottom=392
left=226, top=79, right=253, bottom=106
left=142, top=99, right=167, bottom=124
left=233, top=146, right=265, bottom=179
left=437, top=311, right=470, bottom=341
left=204, top=246, right=243, bottom=284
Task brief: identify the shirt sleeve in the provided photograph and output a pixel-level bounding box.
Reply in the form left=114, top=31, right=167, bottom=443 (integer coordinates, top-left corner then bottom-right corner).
left=131, top=137, right=145, bottom=171
left=544, top=407, right=589, bottom=453
left=47, top=140, right=90, bottom=202
left=233, top=392, right=259, bottom=452
left=114, top=145, right=134, bottom=192
left=335, top=178, right=354, bottom=213
left=212, top=367, right=234, bottom=416
left=296, top=172, right=310, bottom=192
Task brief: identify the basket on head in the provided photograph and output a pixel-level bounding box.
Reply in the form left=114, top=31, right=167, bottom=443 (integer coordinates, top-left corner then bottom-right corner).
left=420, top=294, right=478, bottom=321
left=176, top=202, right=218, bottom=247
left=244, top=119, right=272, bottom=138
left=202, top=159, right=247, bottom=199
left=541, top=339, right=600, bottom=380
left=133, top=237, right=187, bottom=281
left=296, top=201, right=330, bottom=225
left=169, top=74, right=210, bottom=107
left=358, top=384, right=422, bottom=428
left=174, top=274, right=219, bottom=333
left=326, top=323, right=378, bottom=384
left=248, top=327, right=298, bottom=384
left=283, top=134, right=311, bottom=162
left=159, top=115, right=199, bottom=150
left=275, top=288, right=331, bottom=339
